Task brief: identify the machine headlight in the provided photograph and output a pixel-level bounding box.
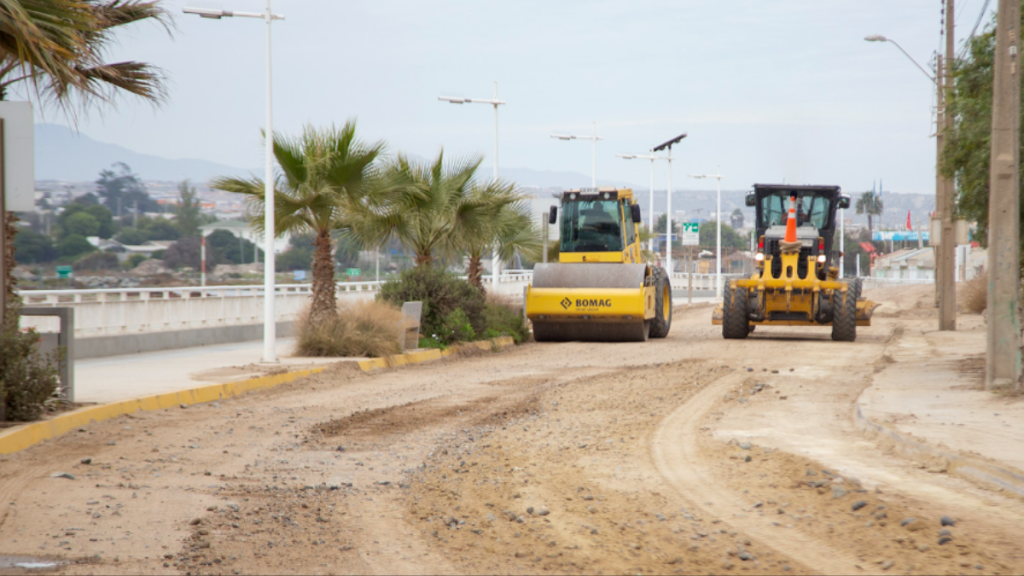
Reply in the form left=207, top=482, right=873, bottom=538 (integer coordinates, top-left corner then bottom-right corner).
left=816, top=254, right=826, bottom=263
left=754, top=253, right=764, bottom=262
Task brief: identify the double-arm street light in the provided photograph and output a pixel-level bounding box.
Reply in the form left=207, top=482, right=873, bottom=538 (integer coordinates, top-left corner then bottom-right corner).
left=184, top=1, right=284, bottom=364
left=617, top=151, right=668, bottom=252
left=690, top=167, right=724, bottom=299
left=551, top=121, right=602, bottom=188
left=438, top=81, right=506, bottom=279
left=652, top=134, right=687, bottom=276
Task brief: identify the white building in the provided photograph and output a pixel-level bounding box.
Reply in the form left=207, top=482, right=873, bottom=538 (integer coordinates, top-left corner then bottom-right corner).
left=198, top=220, right=291, bottom=254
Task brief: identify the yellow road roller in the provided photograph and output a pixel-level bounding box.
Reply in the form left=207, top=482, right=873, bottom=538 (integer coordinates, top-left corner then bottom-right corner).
left=712, top=184, right=878, bottom=341
left=525, top=187, right=671, bottom=342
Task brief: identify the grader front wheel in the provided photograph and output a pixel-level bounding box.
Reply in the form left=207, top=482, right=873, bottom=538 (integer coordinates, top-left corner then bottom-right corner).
left=830, top=279, right=860, bottom=342
left=722, top=282, right=750, bottom=339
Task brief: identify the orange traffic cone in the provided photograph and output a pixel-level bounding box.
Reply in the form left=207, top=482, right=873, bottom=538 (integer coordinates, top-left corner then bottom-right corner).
left=780, top=195, right=801, bottom=253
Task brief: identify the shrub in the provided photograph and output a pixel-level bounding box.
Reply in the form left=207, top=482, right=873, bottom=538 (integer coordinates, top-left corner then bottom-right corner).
left=0, top=301, right=63, bottom=421
left=294, top=300, right=402, bottom=357
left=482, top=293, right=530, bottom=343
left=440, top=308, right=475, bottom=344
left=962, top=270, right=987, bottom=314
left=73, top=251, right=119, bottom=271
left=57, top=234, right=95, bottom=258
left=125, top=254, right=148, bottom=269
left=377, top=266, right=486, bottom=340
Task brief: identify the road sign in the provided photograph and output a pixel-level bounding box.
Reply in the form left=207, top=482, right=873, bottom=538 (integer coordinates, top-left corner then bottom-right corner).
left=56, top=265, right=72, bottom=279
left=346, top=268, right=361, bottom=277
left=682, top=222, right=699, bottom=246
left=292, top=270, right=306, bottom=281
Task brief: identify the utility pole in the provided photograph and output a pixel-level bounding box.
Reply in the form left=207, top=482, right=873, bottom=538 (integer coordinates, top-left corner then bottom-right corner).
left=936, top=0, right=957, bottom=331
left=986, top=0, right=1021, bottom=392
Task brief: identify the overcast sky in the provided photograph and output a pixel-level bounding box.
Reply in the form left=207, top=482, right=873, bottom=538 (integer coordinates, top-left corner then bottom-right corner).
left=24, top=0, right=995, bottom=194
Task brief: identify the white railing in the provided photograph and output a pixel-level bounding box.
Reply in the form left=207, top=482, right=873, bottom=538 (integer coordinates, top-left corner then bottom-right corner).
left=861, top=276, right=934, bottom=288
left=17, top=272, right=533, bottom=337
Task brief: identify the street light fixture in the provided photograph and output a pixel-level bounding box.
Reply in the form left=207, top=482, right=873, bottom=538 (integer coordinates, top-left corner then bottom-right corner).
left=652, top=133, right=687, bottom=277
left=864, top=35, right=938, bottom=85
left=690, top=167, right=724, bottom=299
left=438, top=81, right=506, bottom=281
left=184, top=0, right=285, bottom=364
left=617, top=151, right=668, bottom=252
left=551, top=121, right=602, bottom=188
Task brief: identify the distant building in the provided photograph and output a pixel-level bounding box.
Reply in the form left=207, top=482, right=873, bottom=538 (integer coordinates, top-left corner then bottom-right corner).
left=199, top=219, right=290, bottom=254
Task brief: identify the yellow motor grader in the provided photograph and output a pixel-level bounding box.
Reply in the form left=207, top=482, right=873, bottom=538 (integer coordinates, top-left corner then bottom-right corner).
left=525, top=187, right=671, bottom=342
left=712, top=184, right=878, bottom=341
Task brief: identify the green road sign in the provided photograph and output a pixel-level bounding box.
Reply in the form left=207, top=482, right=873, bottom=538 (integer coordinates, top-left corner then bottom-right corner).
left=56, top=265, right=72, bottom=279
left=346, top=268, right=361, bottom=277
left=682, top=222, right=699, bottom=246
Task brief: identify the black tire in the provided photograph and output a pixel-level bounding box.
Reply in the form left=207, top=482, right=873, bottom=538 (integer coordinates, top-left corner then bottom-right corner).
left=830, top=281, right=858, bottom=342
left=722, top=281, right=749, bottom=339
left=649, top=267, right=672, bottom=338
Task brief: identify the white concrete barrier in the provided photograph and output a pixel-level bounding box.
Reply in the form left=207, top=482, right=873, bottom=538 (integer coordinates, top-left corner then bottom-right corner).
left=17, top=272, right=533, bottom=338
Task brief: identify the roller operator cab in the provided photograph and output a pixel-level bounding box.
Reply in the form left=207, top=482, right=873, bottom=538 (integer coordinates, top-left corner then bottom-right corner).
left=525, top=188, right=672, bottom=342
left=712, top=184, right=879, bottom=342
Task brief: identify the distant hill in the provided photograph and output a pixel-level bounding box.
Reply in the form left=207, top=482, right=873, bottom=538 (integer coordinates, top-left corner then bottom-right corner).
left=34, top=123, right=255, bottom=182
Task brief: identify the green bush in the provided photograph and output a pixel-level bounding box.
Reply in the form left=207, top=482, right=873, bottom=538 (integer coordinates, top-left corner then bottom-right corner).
left=377, top=266, right=486, bottom=341
left=440, top=308, right=475, bottom=344
left=482, top=294, right=530, bottom=343
left=0, top=301, right=63, bottom=421
left=125, top=254, right=148, bottom=269
left=57, top=234, right=95, bottom=258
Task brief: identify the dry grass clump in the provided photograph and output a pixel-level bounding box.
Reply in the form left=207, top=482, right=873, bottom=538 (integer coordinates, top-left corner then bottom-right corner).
left=961, top=271, right=987, bottom=314
left=295, top=300, right=402, bottom=357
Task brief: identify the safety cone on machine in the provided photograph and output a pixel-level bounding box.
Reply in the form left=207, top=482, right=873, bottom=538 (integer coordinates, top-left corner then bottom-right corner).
left=780, top=195, right=801, bottom=253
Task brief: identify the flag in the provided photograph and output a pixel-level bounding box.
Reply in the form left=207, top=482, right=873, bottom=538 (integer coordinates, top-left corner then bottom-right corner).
left=906, top=210, right=912, bottom=230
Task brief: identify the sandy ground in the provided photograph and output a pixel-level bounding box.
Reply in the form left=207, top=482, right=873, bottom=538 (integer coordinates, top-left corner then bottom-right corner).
left=1, top=284, right=1023, bottom=576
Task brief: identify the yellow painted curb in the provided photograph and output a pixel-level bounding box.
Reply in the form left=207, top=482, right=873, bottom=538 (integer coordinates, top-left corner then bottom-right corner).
left=358, top=336, right=515, bottom=372
left=0, top=367, right=325, bottom=456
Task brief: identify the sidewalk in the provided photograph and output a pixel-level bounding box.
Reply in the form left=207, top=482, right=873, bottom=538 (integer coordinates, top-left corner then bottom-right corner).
left=856, top=285, right=1024, bottom=490
left=74, top=338, right=346, bottom=404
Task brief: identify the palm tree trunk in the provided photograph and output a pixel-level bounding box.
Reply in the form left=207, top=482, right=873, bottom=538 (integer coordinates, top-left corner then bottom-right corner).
left=309, top=230, right=336, bottom=325
left=414, top=251, right=433, bottom=267
left=868, top=214, right=873, bottom=232
left=466, top=254, right=485, bottom=293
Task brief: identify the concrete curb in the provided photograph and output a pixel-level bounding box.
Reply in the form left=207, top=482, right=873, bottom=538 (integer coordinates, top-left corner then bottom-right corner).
left=854, top=404, right=1024, bottom=498
left=357, top=336, right=515, bottom=371
left=0, top=336, right=517, bottom=456
left=0, top=367, right=326, bottom=456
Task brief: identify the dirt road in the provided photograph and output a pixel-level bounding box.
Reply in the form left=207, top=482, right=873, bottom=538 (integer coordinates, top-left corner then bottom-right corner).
left=1, top=285, right=1022, bottom=575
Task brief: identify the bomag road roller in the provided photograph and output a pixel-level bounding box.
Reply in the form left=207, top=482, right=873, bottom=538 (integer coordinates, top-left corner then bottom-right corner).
left=525, top=187, right=671, bottom=342
left=712, top=184, right=878, bottom=341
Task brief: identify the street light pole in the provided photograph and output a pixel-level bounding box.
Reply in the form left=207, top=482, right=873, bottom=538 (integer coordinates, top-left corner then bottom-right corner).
left=690, top=167, right=724, bottom=299
left=865, top=32, right=956, bottom=331
left=617, top=150, right=667, bottom=253
left=551, top=122, right=602, bottom=188
left=183, top=0, right=285, bottom=364
left=438, top=82, right=506, bottom=282
left=653, top=133, right=687, bottom=278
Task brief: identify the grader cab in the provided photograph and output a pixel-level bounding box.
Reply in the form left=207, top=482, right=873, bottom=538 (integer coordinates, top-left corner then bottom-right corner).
left=712, top=184, right=878, bottom=341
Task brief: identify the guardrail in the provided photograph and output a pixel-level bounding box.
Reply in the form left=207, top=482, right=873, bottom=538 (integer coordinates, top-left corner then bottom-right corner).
left=16, top=272, right=534, bottom=337
left=861, top=276, right=934, bottom=288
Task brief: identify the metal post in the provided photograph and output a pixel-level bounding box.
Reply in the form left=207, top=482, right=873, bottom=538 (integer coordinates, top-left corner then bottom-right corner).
left=986, top=0, right=1021, bottom=391
left=839, top=208, right=845, bottom=278
left=492, top=81, right=501, bottom=283
left=687, top=246, right=693, bottom=304
left=648, top=154, right=655, bottom=252
left=666, top=151, right=673, bottom=276
left=591, top=121, right=597, bottom=188
left=0, top=118, right=6, bottom=334
left=541, top=217, right=548, bottom=263
left=262, top=0, right=277, bottom=362
left=938, top=0, right=957, bottom=331
left=715, top=167, right=722, bottom=299
left=200, top=234, right=206, bottom=287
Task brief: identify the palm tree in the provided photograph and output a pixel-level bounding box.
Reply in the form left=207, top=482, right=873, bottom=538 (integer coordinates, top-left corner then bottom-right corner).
left=855, top=191, right=884, bottom=232
left=349, top=150, right=482, bottom=268
left=0, top=0, right=169, bottom=109
left=211, top=122, right=385, bottom=325
left=459, top=180, right=541, bottom=292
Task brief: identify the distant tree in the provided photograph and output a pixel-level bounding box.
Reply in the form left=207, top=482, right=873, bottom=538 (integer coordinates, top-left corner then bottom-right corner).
left=114, top=227, right=148, bottom=245
left=206, top=230, right=261, bottom=265
left=855, top=192, right=884, bottom=232
left=699, top=221, right=747, bottom=250
left=72, top=192, right=100, bottom=206
left=174, top=180, right=202, bottom=238
left=140, top=219, right=180, bottom=241
left=654, top=213, right=680, bottom=234
left=61, top=211, right=100, bottom=237
left=162, top=237, right=210, bottom=270
left=13, top=229, right=57, bottom=263
left=96, top=162, right=158, bottom=217
left=730, top=208, right=744, bottom=230
left=57, top=234, right=95, bottom=258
